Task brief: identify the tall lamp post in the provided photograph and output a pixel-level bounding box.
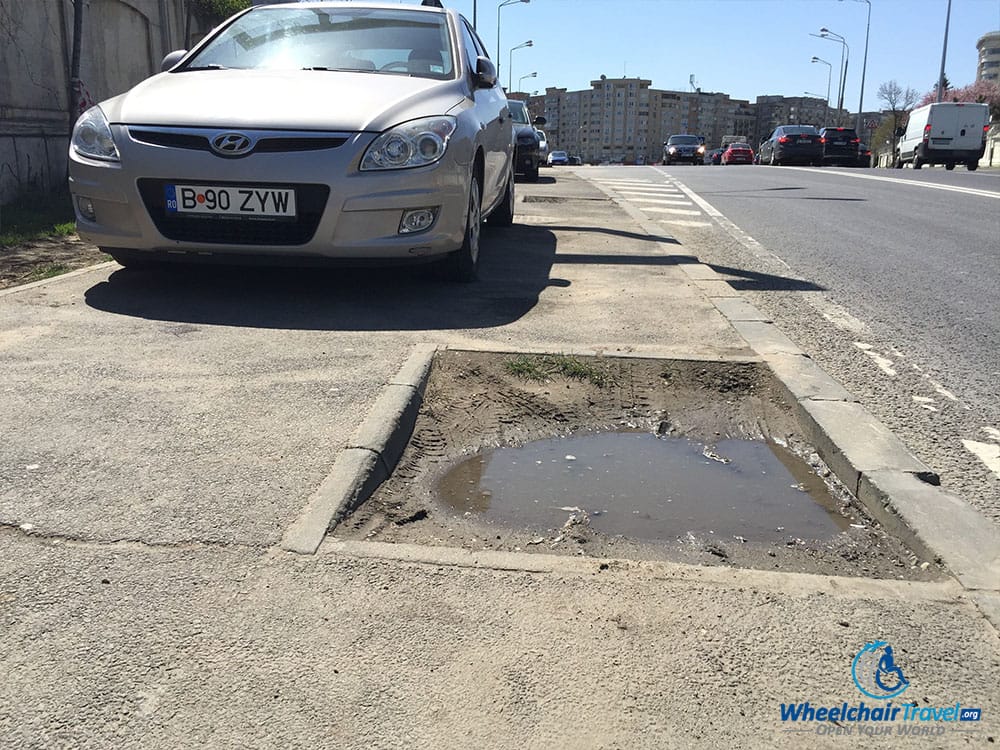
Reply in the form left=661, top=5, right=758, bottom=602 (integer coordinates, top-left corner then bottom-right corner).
left=819, top=28, right=849, bottom=119
left=841, top=0, right=872, bottom=134
left=518, top=71, right=537, bottom=92
left=936, top=0, right=952, bottom=102
left=810, top=58, right=833, bottom=124
left=497, top=0, right=529, bottom=86
left=508, top=40, right=532, bottom=92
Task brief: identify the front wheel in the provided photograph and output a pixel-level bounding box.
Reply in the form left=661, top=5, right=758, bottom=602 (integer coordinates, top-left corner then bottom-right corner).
left=945, top=163, right=955, bottom=171
left=967, top=162, right=979, bottom=171
left=442, top=175, right=482, bottom=282
left=526, top=164, right=539, bottom=182
left=769, top=151, right=779, bottom=166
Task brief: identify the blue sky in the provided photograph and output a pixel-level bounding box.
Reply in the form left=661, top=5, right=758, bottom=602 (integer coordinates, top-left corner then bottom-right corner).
left=442, top=0, right=1000, bottom=111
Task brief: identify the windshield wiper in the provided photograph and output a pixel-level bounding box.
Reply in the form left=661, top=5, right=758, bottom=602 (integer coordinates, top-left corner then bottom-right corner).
left=302, top=66, right=375, bottom=73
left=183, top=64, right=227, bottom=71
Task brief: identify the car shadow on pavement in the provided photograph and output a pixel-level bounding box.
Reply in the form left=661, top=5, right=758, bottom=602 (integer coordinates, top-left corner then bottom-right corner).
left=83, top=227, right=564, bottom=331
left=537, top=226, right=681, bottom=245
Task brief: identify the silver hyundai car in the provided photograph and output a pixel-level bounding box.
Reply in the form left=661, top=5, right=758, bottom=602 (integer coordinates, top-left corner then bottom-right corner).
left=68, top=1, right=515, bottom=280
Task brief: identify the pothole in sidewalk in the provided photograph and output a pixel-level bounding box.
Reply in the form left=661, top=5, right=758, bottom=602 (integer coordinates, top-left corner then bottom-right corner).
left=437, top=432, right=851, bottom=544
left=339, top=350, right=943, bottom=581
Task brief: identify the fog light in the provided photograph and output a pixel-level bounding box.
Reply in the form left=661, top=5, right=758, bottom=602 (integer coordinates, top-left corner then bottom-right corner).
left=76, top=196, right=96, bottom=221
left=398, top=207, right=437, bottom=234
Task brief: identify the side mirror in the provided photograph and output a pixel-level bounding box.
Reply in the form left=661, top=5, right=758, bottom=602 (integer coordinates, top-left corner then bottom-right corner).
left=533, top=116, right=547, bottom=126
left=894, top=127, right=905, bottom=138
left=161, top=50, right=188, bottom=72
left=474, top=57, right=497, bottom=88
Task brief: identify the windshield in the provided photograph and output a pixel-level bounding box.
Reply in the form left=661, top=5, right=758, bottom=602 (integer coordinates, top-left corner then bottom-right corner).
left=509, top=100, right=530, bottom=125
left=781, top=126, right=819, bottom=135
left=186, top=7, right=455, bottom=78
left=668, top=135, right=701, bottom=145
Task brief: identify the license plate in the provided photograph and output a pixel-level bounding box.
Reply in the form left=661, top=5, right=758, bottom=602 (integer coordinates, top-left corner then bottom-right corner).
left=798, top=137, right=811, bottom=142
left=833, top=140, right=846, bottom=145
left=165, top=184, right=296, bottom=217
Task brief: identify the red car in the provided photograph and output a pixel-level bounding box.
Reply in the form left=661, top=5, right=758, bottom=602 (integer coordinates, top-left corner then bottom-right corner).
left=722, top=143, right=754, bottom=165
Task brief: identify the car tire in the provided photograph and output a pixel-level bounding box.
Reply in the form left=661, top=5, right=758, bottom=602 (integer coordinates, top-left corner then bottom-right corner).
left=770, top=151, right=779, bottom=166
left=894, top=153, right=903, bottom=169
left=442, top=174, right=481, bottom=282
left=486, top=169, right=515, bottom=227
left=526, top=165, right=539, bottom=182
left=945, top=163, right=955, bottom=171
left=912, top=151, right=923, bottom=169
left=967, top=162, right=978, bottom=171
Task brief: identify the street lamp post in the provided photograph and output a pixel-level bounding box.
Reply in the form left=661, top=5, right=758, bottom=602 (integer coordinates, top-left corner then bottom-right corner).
left=497, top=0, right=529, bottom=86
left=820, top=28, right=849, bottom=118
left=937, top=0, right=952, bottom=102
left=841, top=0, right=872, bottom=134
left=508, top=40, right=532, bottom=92
left=518, top=71, right=537, bottom=92
left=810, top=58, right=833, bottom=123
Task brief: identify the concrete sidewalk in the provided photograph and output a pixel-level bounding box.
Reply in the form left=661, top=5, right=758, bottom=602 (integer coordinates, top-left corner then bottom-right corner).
left=1, top=170, right=997, bottom=747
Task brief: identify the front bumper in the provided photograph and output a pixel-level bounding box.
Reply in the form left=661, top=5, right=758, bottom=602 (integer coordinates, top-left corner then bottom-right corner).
left=69, top=126, right=470, bottom=261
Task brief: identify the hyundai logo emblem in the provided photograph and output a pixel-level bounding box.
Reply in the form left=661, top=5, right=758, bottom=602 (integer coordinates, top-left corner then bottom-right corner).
left=211, top=132, right=253, bottom=157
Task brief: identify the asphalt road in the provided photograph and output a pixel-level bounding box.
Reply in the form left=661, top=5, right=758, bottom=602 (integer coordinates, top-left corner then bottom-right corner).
left=579, top=163, right=1000, bottom=526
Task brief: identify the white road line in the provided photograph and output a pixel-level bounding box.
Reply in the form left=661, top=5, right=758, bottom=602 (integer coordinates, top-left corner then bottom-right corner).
left=854, top=342, right=898, bottom=376
left=628, top=197, right=694, bottom=206
left=783, top=166, right=1000, bottom=199
left=962, top=440, right=1000, bottom=479
left=639, top=207, right=703, bottom=216
left=658, top=219, right=714, bottom=227
left=615, top=188, right=684, bottom=195
left=984, top=427, right=1000, bottom=441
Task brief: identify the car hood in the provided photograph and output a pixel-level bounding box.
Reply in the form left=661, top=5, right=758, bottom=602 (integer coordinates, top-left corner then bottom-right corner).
left=102, top=69, right=465, bottom=132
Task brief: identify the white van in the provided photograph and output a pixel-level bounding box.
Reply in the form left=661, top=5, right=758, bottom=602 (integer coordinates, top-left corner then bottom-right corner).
left=895, top=102, right=990, bottom=171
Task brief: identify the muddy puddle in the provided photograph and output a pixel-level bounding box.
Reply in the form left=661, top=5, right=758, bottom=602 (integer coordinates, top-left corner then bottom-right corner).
left=437, top=432, right=853, bottom=544
left=342, top=350, right=944, bottom=581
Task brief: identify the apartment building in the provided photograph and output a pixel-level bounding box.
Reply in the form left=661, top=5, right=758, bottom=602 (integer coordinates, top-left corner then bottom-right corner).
left=977, top=31, right=1000, bottom=82
left=527, top=76, right=758, bottom=164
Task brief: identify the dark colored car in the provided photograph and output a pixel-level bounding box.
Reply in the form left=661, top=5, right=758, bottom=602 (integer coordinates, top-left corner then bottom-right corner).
left=855, top=142, right=873, bottom=167
left=758, top=125, right=824, bottom=166
left=819, top=126, right=861, bottom=166
left=721, top=143, right=754, bottom=165
left=509, top=100, right=545, bottom=181
left=663, top=134, right=705, bottom=165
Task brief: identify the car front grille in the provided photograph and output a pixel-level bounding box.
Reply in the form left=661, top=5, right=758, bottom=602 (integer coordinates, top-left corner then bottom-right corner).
left=137, top=179, right=330, bottom=246
left=129, top=129, right=348, bottom=156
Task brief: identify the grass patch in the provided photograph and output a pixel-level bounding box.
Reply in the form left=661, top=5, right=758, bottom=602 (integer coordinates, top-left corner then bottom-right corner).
left=22, top=263, right=72, bottom=283
left=0, top=192, right=76, bottom=248
left=504, top=354, right=613, bottom=387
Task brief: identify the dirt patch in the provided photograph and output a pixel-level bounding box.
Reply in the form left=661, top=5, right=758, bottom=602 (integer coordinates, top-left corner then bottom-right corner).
left=0, top=235, right=109, bottom=290
left=340, top=350, right=944, bottom=581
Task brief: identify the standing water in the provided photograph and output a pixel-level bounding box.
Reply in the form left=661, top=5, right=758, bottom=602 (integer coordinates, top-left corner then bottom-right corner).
left=437, top=431, right=852, bottom=543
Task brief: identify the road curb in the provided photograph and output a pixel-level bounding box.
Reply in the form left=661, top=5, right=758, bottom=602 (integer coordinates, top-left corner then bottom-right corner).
left=0, top=260, right=117, bottom=297
left=280, top=343, right=436, bottom=555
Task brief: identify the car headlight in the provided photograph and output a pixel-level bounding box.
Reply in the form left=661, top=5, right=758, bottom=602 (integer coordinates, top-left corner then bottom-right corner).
left=72, top=106, right=120, bottom=162
left=697, top=145, right=705, bottom=153
left=361, top=116, right=457, bottom=171
left=668, top=146, right=676, bottom=154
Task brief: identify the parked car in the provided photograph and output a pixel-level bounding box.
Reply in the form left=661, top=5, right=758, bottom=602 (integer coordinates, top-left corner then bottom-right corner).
left=535, top=129, right=549, bottom=165
left=894, top=101, right=989, bottom=171
left=509, top=99, right=544, bottom=181
left=703, top=148, right=724, bottom=165
left=663, top=134, right=705, bottom=165
left=819, top=126, right=861, bottom=166
left=855, top=142, right=873, bottom=168
left=68, top=1, right=514, bottom=281
left=547, top=150, right=569, bottom=166
left=721, top=143, right=753, bottom=165
left=568, top=155, right=583, bottom=165
left=758, top=125, right=824, bottom=166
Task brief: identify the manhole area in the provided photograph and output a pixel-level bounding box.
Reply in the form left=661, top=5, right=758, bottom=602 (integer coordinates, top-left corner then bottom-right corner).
left=437, top=432, right=851, bottom=545
left=341, top=350, right=941, bottom=580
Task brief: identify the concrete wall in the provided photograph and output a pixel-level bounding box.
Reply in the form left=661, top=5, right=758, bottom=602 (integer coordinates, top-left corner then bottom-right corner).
left=0, top=0, right=192, bottom=204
